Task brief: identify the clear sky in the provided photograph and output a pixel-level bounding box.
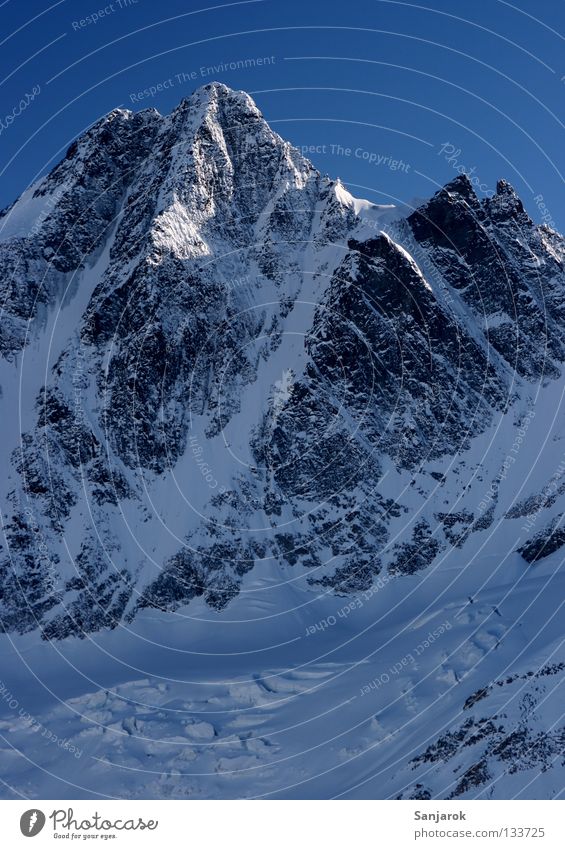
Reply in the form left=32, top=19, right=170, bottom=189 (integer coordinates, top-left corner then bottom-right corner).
left=1, top=0, right=563, bottom=229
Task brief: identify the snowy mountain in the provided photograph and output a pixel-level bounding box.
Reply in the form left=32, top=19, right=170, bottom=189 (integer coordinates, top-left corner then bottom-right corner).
left=1, top=82, right=565, bottom=800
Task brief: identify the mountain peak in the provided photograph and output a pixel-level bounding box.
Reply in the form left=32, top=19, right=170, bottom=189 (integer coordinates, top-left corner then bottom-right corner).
left=495, top=178, right=518, bottom=197
left=3, top=83, right=565, bottom=802
left=174, top=81, right=263, bottom=124
left=441, top=173, right=479, bottom=204
left=484, top=177, right=526, bottom=221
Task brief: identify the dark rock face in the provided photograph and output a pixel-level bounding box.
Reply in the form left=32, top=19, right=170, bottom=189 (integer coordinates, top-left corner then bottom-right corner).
left=0, top=511, right=59, bottom=633
left=1, top=83, right=565, bottom=639
left=518, top=516, right=565, bottom=563
left=41, top=536, right=133, bottom=641
left=303, top=231, right=505, bottom=466
left=0, top=109, right=160, bottom=360
left=398, top=662, right=565, bottom=800
left=388, top=519, right=441, bottom=575
left=407, top=175, right=565, bottom=378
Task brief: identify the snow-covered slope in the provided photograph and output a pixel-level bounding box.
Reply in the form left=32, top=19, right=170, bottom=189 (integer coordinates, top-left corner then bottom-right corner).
left=1, top=83, right=565, bottom=799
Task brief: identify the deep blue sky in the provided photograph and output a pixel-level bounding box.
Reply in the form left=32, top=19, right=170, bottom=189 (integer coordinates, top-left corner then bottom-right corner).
left=1, top=0, right=563, bottom=228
